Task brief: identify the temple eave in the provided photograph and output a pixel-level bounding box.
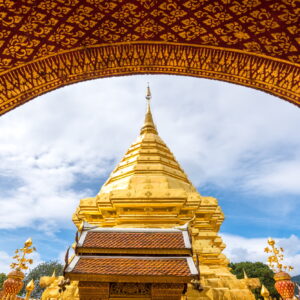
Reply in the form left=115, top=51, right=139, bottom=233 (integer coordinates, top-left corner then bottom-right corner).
left=77, top=248, right=192, bottom=255
left=67, top=274, right=196, bottom=283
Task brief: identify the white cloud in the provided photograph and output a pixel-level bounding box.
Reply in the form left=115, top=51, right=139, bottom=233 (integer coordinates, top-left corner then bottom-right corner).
left=0, top=75, right=300, bottom=232
left=0, top=251, right=11, bottom=274
left=222, top=233, right=300, bottom=276
left=246, top=158, right=300, bottom=195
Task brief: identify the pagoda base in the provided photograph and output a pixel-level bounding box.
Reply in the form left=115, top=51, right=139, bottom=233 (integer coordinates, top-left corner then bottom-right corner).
left=186, top=268, right=258, bottom=300
left=41, top=276, right=257, bottom=300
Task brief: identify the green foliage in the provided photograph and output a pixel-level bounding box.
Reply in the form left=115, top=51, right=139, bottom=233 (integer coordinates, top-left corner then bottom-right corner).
left=0, top=273, right=7, bottom=289
left=229, top=261, right=280, bottom=300
left=293, top=275, right=300, bottom=284
left=20, top=261, right=63, bottom=298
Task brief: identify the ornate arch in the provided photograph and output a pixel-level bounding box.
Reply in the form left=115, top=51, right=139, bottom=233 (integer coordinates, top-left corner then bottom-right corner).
left=0, top=0, right=299, bottom=115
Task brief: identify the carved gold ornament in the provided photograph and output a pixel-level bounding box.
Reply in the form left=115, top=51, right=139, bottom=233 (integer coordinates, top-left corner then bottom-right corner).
left=264, top=238, right=294, bottom=273
left=0, top=0, right=299, bottom=114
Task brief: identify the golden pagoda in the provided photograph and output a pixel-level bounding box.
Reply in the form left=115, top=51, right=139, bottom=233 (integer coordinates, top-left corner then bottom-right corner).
left=72, top=86, right=258, bottom=300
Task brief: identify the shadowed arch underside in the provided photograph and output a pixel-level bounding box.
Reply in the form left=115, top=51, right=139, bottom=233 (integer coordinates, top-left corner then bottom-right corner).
left=0, top=0, right=299, bottom=114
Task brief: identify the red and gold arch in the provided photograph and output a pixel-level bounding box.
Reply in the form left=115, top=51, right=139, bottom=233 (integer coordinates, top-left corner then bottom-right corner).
left=0, top=0, right=299, bottom=115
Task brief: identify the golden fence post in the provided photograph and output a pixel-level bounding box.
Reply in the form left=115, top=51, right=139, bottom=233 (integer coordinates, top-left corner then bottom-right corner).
left=25, top=279, right=35, bottom=300
left=261, top=284, right=270, bottom=300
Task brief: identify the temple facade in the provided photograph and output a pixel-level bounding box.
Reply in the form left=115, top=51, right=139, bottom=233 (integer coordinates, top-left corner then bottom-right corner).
left=65, top=224, right=198, bottom=299
left=70, top=87, right=258, bottom=300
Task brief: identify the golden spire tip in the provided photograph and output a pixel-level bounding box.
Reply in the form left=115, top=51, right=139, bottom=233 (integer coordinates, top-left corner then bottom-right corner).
left=261, top=284, right=270, bottom=297
left=140, top=84, right=157, bottom=135
left=146, top=83, right=151, bottom=101
left=26, top=279, right=35, bottom=290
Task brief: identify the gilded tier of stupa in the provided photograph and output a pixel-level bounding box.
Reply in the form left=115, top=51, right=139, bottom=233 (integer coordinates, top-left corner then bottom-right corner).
left=72, top=87, right=259, bottom=300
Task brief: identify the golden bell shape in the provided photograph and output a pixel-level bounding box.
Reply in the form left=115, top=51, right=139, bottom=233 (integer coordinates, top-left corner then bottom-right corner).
left=274, top=271, right=295, bottom=299
left=24, top=238, right=33, bottom=247
left=3, top=270, right=25, bottom=297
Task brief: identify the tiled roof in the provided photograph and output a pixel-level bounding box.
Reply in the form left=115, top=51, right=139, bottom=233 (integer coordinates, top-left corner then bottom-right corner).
left=82, top=232, right=186, bottom=249
left=72, top=257, right=193, bottom=277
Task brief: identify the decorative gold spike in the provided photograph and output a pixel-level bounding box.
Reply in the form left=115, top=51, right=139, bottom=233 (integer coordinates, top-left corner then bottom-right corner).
left=25, top=279, right=35, bottom=300
left=261, top=284, right=270, bottom=299
left=26, top=279, right=35, bottom=291
left=140, top=84, right=157, bottom=135
left=146, top=83, right=151, bottom=101
left=78, top=221, right=84, bottom=234
left=243, top=269, right=248, bottom=279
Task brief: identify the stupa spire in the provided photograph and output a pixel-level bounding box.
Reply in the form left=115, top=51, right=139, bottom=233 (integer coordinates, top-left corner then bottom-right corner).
left=140, top=84, right=158, bottom=135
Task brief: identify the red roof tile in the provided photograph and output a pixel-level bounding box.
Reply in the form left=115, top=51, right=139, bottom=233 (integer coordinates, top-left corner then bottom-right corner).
left=82, top=232, right=186, bottom=249
left=72, top=257, right=192, bottom=277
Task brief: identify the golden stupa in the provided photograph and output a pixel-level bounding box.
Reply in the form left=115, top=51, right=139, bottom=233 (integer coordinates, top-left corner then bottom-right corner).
left=72, top=87, right=258, bottom=300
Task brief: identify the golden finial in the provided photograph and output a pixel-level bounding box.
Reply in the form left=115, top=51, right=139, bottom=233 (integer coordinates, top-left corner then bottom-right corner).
left=146, top=82, right=151, bottom=102
left=24, top=238, right=33, bottom=247
left=264, top=238, right=293, bottom=273
left=52, top=270, right=56, bottom=277
left=25, top=279, right=35, bottom=300
left=78, top=221, right=84, bottom=235
left=10, top=238, right=36, bottom=271
left=140, top=84, right=157, bottom=135
left=26, top=279, right=35, bottom=291
left=243, top=269, right=248, bottom=279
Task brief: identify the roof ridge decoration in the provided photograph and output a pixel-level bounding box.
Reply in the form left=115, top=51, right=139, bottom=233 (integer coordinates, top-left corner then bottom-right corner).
left=81, top=227, right=190, bottom=233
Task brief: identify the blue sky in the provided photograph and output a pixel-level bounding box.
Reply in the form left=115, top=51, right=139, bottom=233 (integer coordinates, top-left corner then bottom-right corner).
left=0, top=75, right=299, bottom=274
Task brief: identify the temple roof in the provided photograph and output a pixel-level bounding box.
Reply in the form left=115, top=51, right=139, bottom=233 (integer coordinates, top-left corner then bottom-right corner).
left=66, top=256, right=197, bottom=282
left=65, top=225, right=198, bottom=282
left=99, top=87, right=196, bottom=194
left=77, top=227, right=191, bottom=250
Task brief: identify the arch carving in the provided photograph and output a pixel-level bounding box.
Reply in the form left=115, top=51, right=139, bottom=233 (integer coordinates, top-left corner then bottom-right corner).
left=0, top=0, right=299, bottom=114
